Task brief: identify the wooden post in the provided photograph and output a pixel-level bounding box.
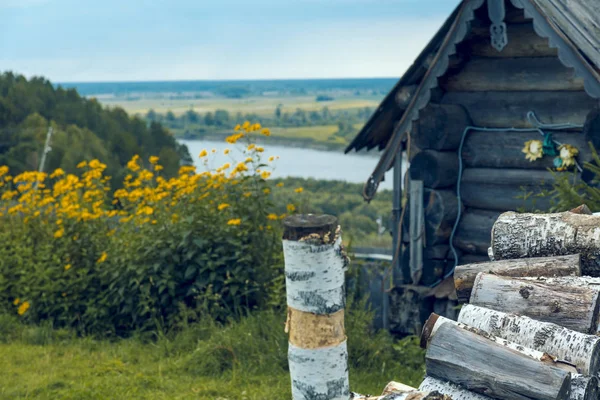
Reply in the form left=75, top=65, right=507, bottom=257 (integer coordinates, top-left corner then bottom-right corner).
left=283, top=214, right=350, bottom=400
left=409, top=180, right=425, bottom=284
left=457, top=305, right=600, bottom=376
left=422, top=322, right=572, bottom=400
left=469, top=273, right=600, bottom=334
left=454, top=254, right=582, bottom=302
left=490, top=212, right=600, bottom=276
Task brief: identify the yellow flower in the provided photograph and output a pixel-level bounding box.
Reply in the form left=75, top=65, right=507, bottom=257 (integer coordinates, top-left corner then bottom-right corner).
left=211, top=149, right=216, bottom=153
left=50, top=168, right=65, bottom=178
left=76, top=161, right=87, bottom=169
left=54, top=229, right=64, bottom=239
left=558, top=144, right=579, bottom=168
left=268, top=213, right=278, bottom=220
left=0, top=165, right=8, bottom=177
left=268, top=156, right=275, bottom=162
left=260, top=171, right=271, bottom=180
left=13, top=298, right=20, bottom=306
left=276, top=182, right=284, bottom=187
left=287, top=204, right=296, bottom=213
left=247, top=144, right=256, bottom=151
left=149, top=156, right=159, bottom=164
left=218, top=203, right=230, bottom=211
left=522, top=140, right=543, bottom=162
left=224, top=149, right=231, bottom=155
left=64, top=264, right=72, bottom=271
left=243, top=192, right=252, bottom=197
left=256, top=146, right=264, bottom=153
left=261, top=128, right=271, bottom=137
left=227, top=218, right=242, bottom=225
left=263, top=188, right=270, bottom=194
left=242, top=121, right=250, bottom=130
left=294, top=187, right=304, bottom=193
left=199, top=149, right=208, bottom=158
left=154, top=165, right=164, bottom=172
left=97, top=252, right=108, bottom=264
left=252, top=123, right=261, bottom=131
left=18, top=301, right=30, bottom=316
left=234, top=124, right=241, bottom=131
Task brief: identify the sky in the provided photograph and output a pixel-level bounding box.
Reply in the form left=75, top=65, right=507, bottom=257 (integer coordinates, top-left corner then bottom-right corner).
left=0, top=0, right=459, bottom=82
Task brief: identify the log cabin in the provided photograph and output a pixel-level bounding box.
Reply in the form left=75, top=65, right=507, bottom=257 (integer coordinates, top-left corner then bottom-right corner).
left=345, top=0, right=600, bottom=335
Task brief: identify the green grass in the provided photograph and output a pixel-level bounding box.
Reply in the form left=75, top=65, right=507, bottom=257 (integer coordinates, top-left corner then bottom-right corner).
left=0, top=301, right=425, bottom=399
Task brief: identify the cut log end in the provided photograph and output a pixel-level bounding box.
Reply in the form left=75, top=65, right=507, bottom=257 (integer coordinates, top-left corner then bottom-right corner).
left=283, top=214, right=338, bottom=242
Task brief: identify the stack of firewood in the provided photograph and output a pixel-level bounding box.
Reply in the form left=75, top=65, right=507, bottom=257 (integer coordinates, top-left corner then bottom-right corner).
left=359, top=208, right=600, bottom=400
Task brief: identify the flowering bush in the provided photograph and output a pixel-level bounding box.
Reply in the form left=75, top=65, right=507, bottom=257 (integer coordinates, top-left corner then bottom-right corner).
left=0, top=122, right=293, bottom=335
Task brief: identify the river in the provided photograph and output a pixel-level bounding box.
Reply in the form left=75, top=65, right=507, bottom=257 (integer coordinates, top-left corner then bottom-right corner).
left=179, top=140, right=405, bottom=191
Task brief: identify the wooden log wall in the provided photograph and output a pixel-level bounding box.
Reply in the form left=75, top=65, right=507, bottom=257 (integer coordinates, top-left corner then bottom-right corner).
left=405, top=1, right=600, bottom=281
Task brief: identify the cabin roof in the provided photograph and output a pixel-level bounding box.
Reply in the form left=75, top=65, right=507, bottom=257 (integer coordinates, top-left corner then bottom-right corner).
left=347, top=0, right=600, bottom=201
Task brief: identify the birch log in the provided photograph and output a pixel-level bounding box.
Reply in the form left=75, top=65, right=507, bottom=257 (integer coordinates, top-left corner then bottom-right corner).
left=419, top=377, right=492, bottom=400
left=457, top=305, right=600, bottom=376
left=283, top=214, right=350, bottom=400
left=490, top=212, right=600, bottom=276
left=422, top=322, right=572, bottom=400
left=421, top=314, right=577, bottom=373
left=570, top=375, right=599, bottom=400
left=454, top=254, right=582, bottom=302
left=470, top=273, right=600, bottom=334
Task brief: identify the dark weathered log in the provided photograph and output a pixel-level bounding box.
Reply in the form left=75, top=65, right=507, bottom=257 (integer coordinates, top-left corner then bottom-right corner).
left=469, top=23, right=557, bottom=58
left=441, top=91, right=598, bottom=128
left=453, top=209, right=501, bottom=255
left=570, top=374, right=599, bottom=400
left=409, top=151, right=459, bottom=189
left=459, top=254, right=489, bottom=264
left=470, top=273, right=600, bottom=334
left=419, top=377, right=491, bottom=400
left=462, top=130, right=592, bottom=169
left=423, top=322, right=572, bottom=400
left=461, top=168, right=556, bottom=186
left=454, top=254, right=581, bottom=303
left=491, top=211, right=600, bottom=276
left=395, top=85, right=418, bottom=109
left=389, top=285, right=435, bottom=336
left=458, top=304, right=600, bottom=376
left=443, top=57, right=584, bottom=92
left=411, top=104, right=471, bottom=151
left=460, top=182, right=552, bottom=212
left=403, top=188, right=460, bottom=246
left=570, top=204, right=593, bottom=215
left=583, top=106, right=600, bottom=152
left=401, top=249, right=446, bottom=287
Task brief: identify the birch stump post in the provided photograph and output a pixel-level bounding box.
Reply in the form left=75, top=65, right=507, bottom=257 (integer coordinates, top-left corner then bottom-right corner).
left=283, top=214, right=350, bottom=400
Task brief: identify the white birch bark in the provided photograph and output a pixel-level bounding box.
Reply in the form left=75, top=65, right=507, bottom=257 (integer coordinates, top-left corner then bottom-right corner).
left=570, top=374, right=599, bottom=400
left=419, top=377, right=492, bottom=400
left=457, top=304, right=600, bottom=376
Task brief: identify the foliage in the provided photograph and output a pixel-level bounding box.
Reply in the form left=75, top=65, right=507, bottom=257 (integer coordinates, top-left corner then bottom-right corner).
left=0, top=72, right=190, bottom=183
left=544, top=144, right=600, bottom=212
left=0, top=122, right=292, bottom=335
left=0, top=299, right=425, bottom=399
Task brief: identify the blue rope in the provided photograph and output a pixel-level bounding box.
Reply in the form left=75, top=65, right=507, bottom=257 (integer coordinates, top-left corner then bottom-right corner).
left=425, top=112, right=584, bottom=288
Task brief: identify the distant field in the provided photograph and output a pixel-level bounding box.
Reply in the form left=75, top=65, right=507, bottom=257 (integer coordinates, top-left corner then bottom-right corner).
left=100, top=95, right=382, bottom=117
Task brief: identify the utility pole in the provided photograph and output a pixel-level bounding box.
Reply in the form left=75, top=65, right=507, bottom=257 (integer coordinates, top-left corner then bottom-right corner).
left=35, top=126, right=53, bottom=190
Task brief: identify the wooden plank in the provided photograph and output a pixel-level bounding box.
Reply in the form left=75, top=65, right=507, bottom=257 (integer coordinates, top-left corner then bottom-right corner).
left=469, top=23, right=558, bottom=58
left=462, top=130, right=593, bottom=169
left=460, top=182, right=553, bottom=212
left=470, top=273, right=600, bottom=334
left=441, top=91, right=598, bottom=128
left=424, top=323, right=571, bottom=400
left=443, top=57, right=584, bottom=92
left=454, top=254, right=581, bottom=303
left=458, top=304, right=600, bottom=376
left=409, top=180, right=424, bottom=285
left=461, top=168, right=556, bottom=186
left=491, top=211, right=600, bottom=276
left=453, top=209, right=501, bottom=255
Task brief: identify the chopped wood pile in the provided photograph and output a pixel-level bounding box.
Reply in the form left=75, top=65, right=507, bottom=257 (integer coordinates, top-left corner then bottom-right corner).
left=359, top=209, right=600, bottom=400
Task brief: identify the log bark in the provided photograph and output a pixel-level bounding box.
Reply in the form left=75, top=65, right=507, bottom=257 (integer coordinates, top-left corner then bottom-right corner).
left=423, top=322, right=572, bottom=400
left=400, top=248, right=447, bottom=287
left=422, top=314, right=578, bottom=373
left=441, top=91, right=598, bottom=128
left=461, top=168, right=556, bottom=186
left=411, top=104, right=471, bottom=151
left=457, top=304, right=600, bottom=376
left=490, top=211, right=600, bottom=277
left=459, top=254, right=490, bottom=265
left=453, top=209, right=501, bottom=255
left=460, top=182, right=552, bottom=212
left=283, top=215, right=350, bottom=400
left=468, top=23, right=557, bottom=58
left=396, top=85, right=418, bottom=109
left=419, top=377, right=491, bottom=400
left=470, top=273, right=600, bottom=334
left=443, top=57, right=584, bottom=92
left=389, top=285, right=435, bottom=336
left=454, top=254, right=582, bottom=303
left=570, top=374, right=599, bottom=400
left=462, top=130, right=592, bottom=169
left=409, top=151, right=459, bottom=189
left=403, top=188, right=460, bottom=246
